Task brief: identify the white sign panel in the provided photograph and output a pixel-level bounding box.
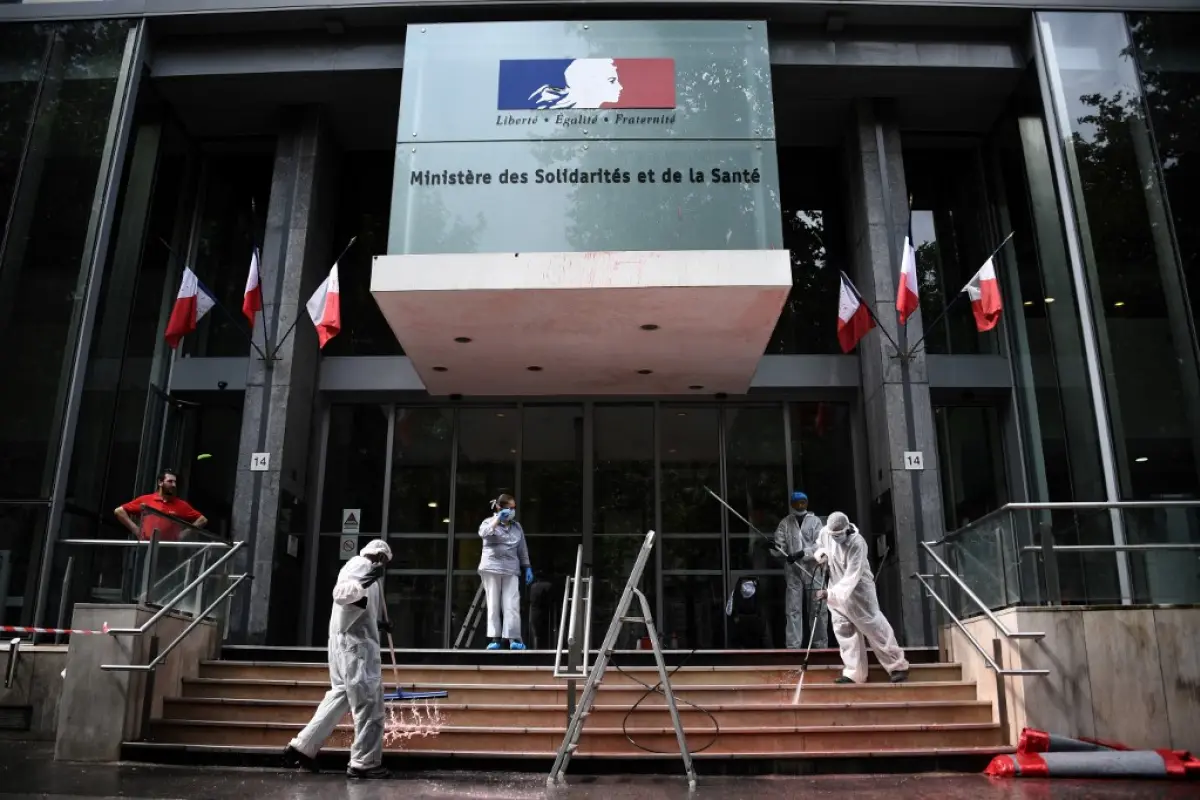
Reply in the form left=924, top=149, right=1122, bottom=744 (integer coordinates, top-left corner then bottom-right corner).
left=250, top=452, right=270, bottom=471
left=341, top=508, right=361, bottom=534
left=903, top=451, right=925, bottom=471
left=339, top=535, right=358, bottom=561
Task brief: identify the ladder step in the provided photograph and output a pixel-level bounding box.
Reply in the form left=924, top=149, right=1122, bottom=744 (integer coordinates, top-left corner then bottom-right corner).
left=620, top=616, right=646, bottom=623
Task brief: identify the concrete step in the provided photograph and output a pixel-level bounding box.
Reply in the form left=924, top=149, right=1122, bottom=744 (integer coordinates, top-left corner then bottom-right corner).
left=147, top=718, right=1006, bottom=755
left=161, top=697, right=994, bottom=727
left=196, top=661, right=961, bottom=686
left=180, top=678, right=981, bottom=705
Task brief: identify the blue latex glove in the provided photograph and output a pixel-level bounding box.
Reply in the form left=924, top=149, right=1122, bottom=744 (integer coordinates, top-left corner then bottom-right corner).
left=524, top=567, right=534, bottom=586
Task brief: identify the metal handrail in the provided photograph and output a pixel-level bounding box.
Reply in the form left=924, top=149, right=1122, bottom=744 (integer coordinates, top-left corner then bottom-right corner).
left=105, top=540, right=245, bottom=636
left=100, top=573, right=252, bottom=672
left=912, top=573, right=1048, bottom=677
left=920, top=541, right=1044, bottom=640
left=58, top=538, right=221, bottom=548
left=1022, top=543, right=1200, bottom=553
left=567, top=545, right=583, bottom=648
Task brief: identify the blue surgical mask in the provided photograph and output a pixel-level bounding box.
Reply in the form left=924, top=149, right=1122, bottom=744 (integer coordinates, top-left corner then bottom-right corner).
left=498, top=508, right=516, bottom=523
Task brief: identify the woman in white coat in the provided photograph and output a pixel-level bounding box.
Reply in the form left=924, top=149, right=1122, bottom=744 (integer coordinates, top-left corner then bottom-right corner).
left=478, top=493, right=534, bottom=650
left=814, top=512, right=909, bottom=684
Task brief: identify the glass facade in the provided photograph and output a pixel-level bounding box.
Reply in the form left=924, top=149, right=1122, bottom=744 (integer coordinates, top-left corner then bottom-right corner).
left=315, top=401, right=857, bottom=648
left=3, top=6, right=1200, bottom=635
left=0, top=20, right=133, bottom=625
left=1039, top=12, right=1200, bottom=504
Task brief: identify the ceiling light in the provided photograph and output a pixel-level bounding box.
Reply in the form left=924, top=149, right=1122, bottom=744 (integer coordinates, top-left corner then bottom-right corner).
left=527, top=366, right=543, bottom=372
left=1044, top=297, right=1056, bottom=304
left=442, top=517, right=450, bottom=524
left=637, top=369, right=653, bottom=375
left=1135, top=456, right=1149, bottom=463
left=496, top=412, right=505, bottom=417
left=676, top=411, right=687, bottom=417
left=640, top=324, right=660, bottom=331
left=428, top=501, right=438, bottom=508
left=510, top=448, right=517, bottom=454
left=1023, top=301, right=1033, bottom=307
left=432, top=366, right=448, bottom=372
left=668, top=448, right=677, bottom=454
left=454, top=336, right=472, bottom=343
left=1114, top=301, right=1126, bottom=308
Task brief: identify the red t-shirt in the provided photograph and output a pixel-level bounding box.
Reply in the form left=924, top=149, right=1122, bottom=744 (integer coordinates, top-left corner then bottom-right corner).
left=121, top=494, right=203, bottom=541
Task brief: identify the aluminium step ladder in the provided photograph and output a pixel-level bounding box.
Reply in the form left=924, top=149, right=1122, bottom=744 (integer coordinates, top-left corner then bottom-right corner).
left=547, top=530, right=696, bottom=789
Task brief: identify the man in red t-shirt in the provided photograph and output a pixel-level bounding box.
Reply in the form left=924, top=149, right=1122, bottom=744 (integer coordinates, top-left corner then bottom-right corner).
left=114, top=468, right=208, bottom=541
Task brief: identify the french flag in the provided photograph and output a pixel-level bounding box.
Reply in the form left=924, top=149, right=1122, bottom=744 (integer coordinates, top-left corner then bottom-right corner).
left=306, top=263, right=341, bottom=349
left=837, top=274, right=875, bottom=353
left=896, top=232, right=919, bottom=325
left=965, top=257, right=1003, bottom=332
left=242, top=247, right=263, bottom=326
left=498, top=58, right=675, bottom=110
left=164, top=268, right=216, bottom=349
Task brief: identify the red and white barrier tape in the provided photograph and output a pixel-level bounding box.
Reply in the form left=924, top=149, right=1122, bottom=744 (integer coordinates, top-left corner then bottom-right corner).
left=2, top=623, right=110, bottom=636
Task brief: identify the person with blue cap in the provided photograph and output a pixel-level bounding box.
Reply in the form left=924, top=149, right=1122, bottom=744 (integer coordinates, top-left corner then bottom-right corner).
left=774, top=490, right=827, bottom=650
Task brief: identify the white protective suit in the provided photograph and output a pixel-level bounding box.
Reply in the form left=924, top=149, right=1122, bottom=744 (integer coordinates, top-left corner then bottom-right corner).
left=478, top=514, right=530, bottom=641
left=774, top=510, right=827, bottom=649
left=289, top=539, right=392, bottom=769
left=813, top=515, right=909, bottom=683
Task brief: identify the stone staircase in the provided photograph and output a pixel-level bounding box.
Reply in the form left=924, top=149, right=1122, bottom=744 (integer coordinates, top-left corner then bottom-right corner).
left=129, top=655, right=1009, bottom=764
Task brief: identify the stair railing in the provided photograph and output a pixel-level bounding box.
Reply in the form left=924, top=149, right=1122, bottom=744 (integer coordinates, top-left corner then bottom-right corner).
left=101, top=539, right=251, bottom=672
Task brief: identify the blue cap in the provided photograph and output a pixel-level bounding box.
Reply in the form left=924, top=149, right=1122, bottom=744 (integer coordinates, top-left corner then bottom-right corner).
left=791, top=491, right=808, bottom=503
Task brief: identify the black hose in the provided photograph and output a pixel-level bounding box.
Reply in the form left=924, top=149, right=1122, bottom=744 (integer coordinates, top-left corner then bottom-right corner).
left=609, top=646, right=721, bottom=755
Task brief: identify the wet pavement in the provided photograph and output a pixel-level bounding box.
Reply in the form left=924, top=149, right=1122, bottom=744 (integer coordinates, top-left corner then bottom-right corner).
left=0, top=743, right=1194, bottom=799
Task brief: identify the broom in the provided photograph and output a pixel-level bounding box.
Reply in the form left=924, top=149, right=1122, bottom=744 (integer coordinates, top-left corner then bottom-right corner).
left=379, top=589, right=448, bottom=702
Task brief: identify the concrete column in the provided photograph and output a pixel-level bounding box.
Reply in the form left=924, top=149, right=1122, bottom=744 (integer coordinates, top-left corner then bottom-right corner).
left=845, top=99, right=943, bottom=647
left=230, top=107, right=336, bottom=644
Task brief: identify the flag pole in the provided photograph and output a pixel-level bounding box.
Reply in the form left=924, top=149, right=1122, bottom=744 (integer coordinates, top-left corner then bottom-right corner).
left=271, top=235, right=358, bottom=355
left=157, top=237, right=270, bottom=362
left=840, top=269, right=901, bottom=354
left=904, top=231, right=1015, bottom=358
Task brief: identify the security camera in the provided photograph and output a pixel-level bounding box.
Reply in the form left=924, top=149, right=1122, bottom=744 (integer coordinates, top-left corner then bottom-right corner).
left=217, top=381, right=228, bottom=390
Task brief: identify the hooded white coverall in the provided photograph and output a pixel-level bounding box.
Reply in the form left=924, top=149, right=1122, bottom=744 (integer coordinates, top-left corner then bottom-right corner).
left=814, top=520, right=909, bottom=683
left=775, top=510, right=827, bottom=649
left=478, top=514, right=531, bottom=640
left=289, top=541, right=389, bottom=769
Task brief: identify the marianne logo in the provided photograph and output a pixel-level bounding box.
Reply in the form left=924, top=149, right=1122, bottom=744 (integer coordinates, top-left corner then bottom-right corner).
left=497, top=58, right=675, bottom=110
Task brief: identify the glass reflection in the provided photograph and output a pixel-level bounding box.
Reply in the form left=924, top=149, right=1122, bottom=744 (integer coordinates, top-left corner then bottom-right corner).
left=766, top=148, right=846, bottom=354
left=1040, top=12, right=1200, bottom=499
left=521, top=405, right=583, bottom=534
left=453, top=407, right=518, bottom=532
left=321, top=405, right=388, bottom=533
left=388, top=407, right=453, bottom=534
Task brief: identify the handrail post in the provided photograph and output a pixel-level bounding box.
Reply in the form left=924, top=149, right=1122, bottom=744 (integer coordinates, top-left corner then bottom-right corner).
left=55, top=556, right=74, bottom=645
left=1039, top=520, right=1062, bottom=605
left=139, top=528, right=161, bottom=602
left=566, top=545, right=584, bottom=721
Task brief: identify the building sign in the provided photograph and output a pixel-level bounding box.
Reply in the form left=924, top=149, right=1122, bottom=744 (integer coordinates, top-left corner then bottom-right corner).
left=391, top=21, right=780, bottom=255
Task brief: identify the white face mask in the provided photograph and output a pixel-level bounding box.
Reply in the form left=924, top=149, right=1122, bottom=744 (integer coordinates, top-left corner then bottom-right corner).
left=830, top=529, right=847, bottom=541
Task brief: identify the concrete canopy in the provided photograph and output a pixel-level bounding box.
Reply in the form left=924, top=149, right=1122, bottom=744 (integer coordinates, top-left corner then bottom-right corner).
left=370, top=250, right=791, bottom=396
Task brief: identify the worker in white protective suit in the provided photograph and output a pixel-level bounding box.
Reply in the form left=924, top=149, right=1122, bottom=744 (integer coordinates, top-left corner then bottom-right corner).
left=813, top=512, right=909, bottom=684
left=774, top=490, right=826, bottom=650
left=284, top=539, right=393, bottom=779
left=478, top=493, right=534, bottom=650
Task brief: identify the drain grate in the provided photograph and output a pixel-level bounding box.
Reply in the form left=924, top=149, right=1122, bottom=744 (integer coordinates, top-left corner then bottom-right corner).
left=0, top=705, right=32, bottom=731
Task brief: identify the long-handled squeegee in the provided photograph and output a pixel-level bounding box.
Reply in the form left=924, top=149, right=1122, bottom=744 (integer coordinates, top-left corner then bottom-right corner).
left=379, top=593, right=448, bottom=702
left=702, top=485, right=815, bottom=581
